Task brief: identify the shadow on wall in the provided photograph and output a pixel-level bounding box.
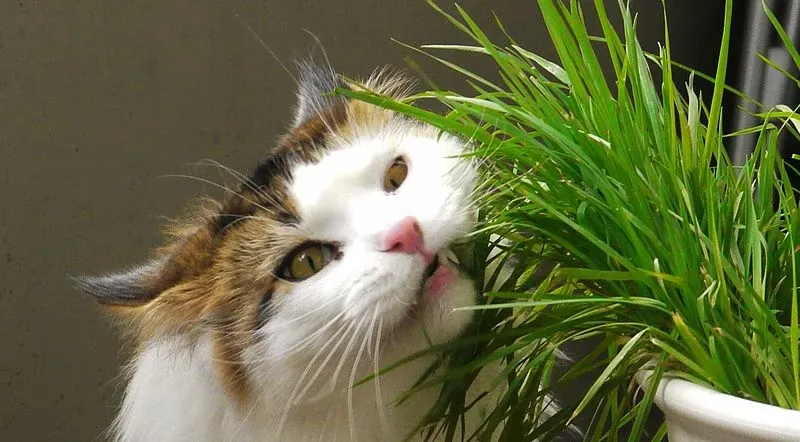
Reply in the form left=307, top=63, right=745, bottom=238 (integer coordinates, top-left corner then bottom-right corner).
left=0, top=1, right=723, bottom=440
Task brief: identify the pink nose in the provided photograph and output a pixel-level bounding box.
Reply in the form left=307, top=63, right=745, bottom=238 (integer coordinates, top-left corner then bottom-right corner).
left=381, top=216, right=424, bottom=255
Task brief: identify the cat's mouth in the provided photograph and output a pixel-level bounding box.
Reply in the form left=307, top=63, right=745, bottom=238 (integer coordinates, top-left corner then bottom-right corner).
left=416, top=249, right=458, bottom=303
left=396, top=248, right=465, bottom=329
left=422, top=253, right=441, bottom=281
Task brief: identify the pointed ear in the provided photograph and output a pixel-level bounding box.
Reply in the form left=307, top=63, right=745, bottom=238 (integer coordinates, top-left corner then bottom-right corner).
left=292, top=60, right=346, bottom=127
left=72, top=259, right=165, bottom=307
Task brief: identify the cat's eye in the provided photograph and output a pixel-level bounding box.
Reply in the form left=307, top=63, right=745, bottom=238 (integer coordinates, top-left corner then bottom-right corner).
left=383, top=157, right=408, bottom=193
left=278, top=243, right=337, bottom=281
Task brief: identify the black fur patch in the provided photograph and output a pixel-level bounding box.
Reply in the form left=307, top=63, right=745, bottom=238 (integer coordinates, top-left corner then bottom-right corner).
left=217, top=213, right=248, bottom=234
left=249, top=151, right=297, bottom=189
left=256, top=289, right=274, bottom=329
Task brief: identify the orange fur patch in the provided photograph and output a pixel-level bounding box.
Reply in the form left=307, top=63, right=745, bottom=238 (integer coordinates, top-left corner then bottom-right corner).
left=96, top=72, right=412, bottom=406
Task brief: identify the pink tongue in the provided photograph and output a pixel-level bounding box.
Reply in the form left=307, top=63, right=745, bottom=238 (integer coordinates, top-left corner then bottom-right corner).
left=424, top=265, right=456, bottom=299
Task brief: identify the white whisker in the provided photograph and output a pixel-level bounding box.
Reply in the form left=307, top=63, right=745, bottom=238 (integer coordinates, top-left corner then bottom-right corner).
left=347, top=312, right=374, bottom=442
left=263, top=310, right=346, bottom=361
left=276, top=320, right=353, bottom=436
left=327, top=316, right=367, bottom=396
left=373, top=316, right=389, bottom=431
left=231, top=11, right=297, bottom=85
left=294, top=318, right=360, bottom=404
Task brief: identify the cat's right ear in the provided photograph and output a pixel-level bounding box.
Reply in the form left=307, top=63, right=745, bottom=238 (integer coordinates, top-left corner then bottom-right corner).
left=72, top=259, right=165, bottom=307
left=292, top=60, right=345, bottom=128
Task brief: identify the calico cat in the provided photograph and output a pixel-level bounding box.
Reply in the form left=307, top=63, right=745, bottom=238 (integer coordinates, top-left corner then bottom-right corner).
left=77, top=63, right=483, bottom=441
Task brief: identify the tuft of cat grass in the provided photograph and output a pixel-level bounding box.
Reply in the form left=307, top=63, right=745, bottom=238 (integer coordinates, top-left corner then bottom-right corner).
left=342, top=0, right=800, bottom=440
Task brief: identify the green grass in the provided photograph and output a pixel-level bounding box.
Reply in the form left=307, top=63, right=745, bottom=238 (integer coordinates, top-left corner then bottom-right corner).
left=342, top=0, right=800, bottom=439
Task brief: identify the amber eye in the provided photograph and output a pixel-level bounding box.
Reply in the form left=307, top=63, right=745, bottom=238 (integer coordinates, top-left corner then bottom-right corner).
left=278, top=243, right=336, bottom=281
left=383, top=157, right=408, bottom=193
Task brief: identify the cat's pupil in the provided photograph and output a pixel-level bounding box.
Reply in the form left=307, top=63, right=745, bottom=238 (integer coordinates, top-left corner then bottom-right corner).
left=304, top=253, right=316, bottom=271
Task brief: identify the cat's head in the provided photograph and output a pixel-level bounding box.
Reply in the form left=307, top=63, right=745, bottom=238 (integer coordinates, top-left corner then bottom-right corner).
left=76, top=63, right=477, bottom=404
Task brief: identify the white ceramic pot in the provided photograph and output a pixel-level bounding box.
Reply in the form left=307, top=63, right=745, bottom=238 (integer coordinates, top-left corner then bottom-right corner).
left=636, top=371, right=800, bottom=442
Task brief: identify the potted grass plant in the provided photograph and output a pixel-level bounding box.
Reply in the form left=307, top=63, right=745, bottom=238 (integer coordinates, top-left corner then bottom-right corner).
left=343, top=0, right=800, bottom=440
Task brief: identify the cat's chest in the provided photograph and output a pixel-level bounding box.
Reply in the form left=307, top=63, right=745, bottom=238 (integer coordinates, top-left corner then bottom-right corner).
left=246, top=357, right=438, bottom=441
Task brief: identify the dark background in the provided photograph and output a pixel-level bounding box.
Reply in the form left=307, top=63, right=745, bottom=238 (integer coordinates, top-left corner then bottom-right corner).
left=0, top=1, right=727, bottom=440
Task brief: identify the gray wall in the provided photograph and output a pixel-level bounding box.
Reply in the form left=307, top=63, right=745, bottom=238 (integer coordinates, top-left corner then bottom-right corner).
left=0, top=1, right=723, bottom=440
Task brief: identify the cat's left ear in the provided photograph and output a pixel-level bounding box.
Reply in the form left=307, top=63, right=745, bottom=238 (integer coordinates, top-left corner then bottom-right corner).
left=72, top=259, right=166, bottom=307
left=292, top=60, right=346, bottom=127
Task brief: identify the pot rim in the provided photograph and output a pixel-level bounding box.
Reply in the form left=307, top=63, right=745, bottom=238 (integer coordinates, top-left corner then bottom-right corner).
left=636, top=370, right=800, bottom=441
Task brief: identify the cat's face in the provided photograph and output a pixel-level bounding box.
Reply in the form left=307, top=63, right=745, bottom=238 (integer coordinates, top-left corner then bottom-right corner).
left=258, top=114, right=477, bottom=384
left=271, top=122, right=475, bottom=325
left=77, top=65, right=477, bottom=404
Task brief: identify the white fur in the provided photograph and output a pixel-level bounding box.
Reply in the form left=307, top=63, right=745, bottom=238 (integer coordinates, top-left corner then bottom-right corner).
left=114, top=119, right=487, bottom=441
